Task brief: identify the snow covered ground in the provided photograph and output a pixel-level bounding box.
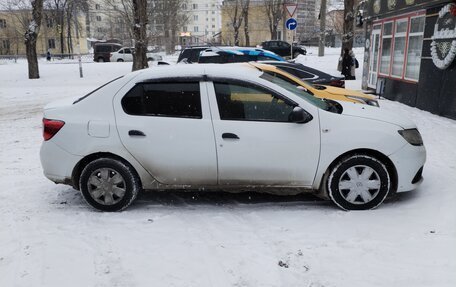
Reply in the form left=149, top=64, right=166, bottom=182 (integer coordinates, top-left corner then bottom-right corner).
left=0, top=49, right=455, bottom=287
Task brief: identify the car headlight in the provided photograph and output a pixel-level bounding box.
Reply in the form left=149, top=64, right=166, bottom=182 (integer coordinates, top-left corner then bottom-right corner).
left=345, top=95, right=379, bottom=107
left=398, top=128, right=423, bottom=146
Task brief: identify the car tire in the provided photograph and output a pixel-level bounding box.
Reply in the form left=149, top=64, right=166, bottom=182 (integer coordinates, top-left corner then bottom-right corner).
left=97, top=57, right=105, bottom=63
left=327, top=154, right=391, bottom=210
left=147, top=58, right=153, bottom=61
left=79, top=158, right=140, bottom=212
left=117, top=59, right=124, bottom=62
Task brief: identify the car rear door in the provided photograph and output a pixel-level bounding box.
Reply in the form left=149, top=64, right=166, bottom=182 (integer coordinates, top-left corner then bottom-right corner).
left=114, top=78, right=217, bottom=185
left=123, top=48, right=133, bottom=61
left=205, top=79, right=321, bottom=186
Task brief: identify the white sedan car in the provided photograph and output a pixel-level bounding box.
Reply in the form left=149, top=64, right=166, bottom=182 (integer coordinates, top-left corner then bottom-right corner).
left=40, top=64, right=426, bottom=211
left=110, top=47, right=163, bottom=62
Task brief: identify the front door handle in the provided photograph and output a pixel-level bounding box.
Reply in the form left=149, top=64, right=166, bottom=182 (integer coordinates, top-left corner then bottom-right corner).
left=129, top=130, right=146, bottom=137
left=222, top=133, right=239, bottom=140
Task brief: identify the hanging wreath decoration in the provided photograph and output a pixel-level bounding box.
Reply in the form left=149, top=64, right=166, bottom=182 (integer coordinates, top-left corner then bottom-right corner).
left=431, top=3, right=456, bottom=70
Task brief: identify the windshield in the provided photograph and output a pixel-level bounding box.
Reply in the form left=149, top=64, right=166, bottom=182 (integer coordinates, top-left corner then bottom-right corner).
left=259, top=72, right=328, bottom=110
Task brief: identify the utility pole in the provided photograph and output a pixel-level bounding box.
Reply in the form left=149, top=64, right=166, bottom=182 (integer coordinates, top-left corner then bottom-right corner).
left=74, top=10, right=83, bottom=78
left=318, top=0, right=327, bottom=57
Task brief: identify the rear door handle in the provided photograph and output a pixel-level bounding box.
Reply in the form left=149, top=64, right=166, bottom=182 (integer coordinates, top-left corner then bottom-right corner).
left=222, top=133, right=239, bottom=140
left=129, top=130, right=146, bottom=137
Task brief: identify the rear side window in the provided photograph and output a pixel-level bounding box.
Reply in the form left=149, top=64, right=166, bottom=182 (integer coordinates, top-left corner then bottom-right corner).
left=122, top=82, right=202, bottom=119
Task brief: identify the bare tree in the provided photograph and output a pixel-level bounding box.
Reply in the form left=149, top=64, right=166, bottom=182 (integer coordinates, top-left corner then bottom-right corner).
left=132, top=0, right=148, bottom=70
left=224, top=0, right=245, bottom=46
left=263, top=0, right=283, bottom=40
left=342, top=0, right=354, bottom=52
left=242, top=0, right=250, bottom=46
left=25, top=0, right=45, bottom=79
left=152, top=0, right=189, bottom=54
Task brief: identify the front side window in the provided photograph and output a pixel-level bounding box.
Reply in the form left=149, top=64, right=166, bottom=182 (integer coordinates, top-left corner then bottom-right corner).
left=214, top=82, right=294, bottom=122
left=122, top=82, right=202, bottom=119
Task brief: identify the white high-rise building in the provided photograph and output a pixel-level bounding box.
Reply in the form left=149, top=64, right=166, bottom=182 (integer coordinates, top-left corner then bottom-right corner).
left=181, top=0, right=222, bottom=45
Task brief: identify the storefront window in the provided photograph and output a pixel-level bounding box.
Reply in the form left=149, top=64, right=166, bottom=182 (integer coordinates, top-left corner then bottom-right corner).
left=375, top=11, right=425, bottom=82
left=380, top=22, right=393, bottom=74
left=405, top=16, right=425, bottom=81
left=392, top=20, right=408, bottom=77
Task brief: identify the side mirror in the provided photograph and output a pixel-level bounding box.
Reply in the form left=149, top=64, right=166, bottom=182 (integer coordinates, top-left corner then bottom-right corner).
left=290, top=107, right=313, bottom=124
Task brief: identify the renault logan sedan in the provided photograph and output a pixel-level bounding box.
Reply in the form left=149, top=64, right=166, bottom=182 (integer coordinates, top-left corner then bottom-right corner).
left=40, top=64, right=426, bottom=211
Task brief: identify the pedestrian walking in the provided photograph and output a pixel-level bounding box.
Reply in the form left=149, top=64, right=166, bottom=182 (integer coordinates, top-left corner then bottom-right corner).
left=340, top=48, right=355, bottom=80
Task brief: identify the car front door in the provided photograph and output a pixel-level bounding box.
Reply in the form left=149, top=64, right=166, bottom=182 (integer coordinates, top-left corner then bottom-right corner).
left=205, top=80, right=320, bottom=186
left=114, top=80, right=217, bottom=185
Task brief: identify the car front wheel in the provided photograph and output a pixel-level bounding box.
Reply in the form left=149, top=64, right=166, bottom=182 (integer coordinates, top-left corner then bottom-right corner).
left=328, top=154, right=391, bottom=210
left=79, top=158, right=140, bottom=211
left=117, top=59, right=124, bottom=62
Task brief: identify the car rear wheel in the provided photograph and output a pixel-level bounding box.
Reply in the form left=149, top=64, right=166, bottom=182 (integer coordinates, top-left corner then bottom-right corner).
left=97, top=57, right=105, bottom=63
left=117, top=59, right=124, bottom=62
left=328, top=154, right=391, bottom=210
left=79, top=158, right=140, bottom=211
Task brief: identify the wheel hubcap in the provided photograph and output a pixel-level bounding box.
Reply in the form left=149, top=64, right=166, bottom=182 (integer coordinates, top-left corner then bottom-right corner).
left=87, top=168, right=126, bottom=205
left=338, top=165, right=381, bottom=205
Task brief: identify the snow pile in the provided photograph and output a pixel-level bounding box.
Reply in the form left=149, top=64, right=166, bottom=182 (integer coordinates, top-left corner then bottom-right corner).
left=0, top=55, right=455, bottom=287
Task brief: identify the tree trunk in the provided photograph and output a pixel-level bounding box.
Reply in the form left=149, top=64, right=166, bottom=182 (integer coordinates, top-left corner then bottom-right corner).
left=342, top=0, right=355, bottom=53
left=25, top=0, right=44, bottom=79
left=234, top=28, right=240, bottom=46
left=132, top=0, right=148, bottom=71
left=59, top=10, right=65, bottom=54
left=243, top=0, right=250, bottom=46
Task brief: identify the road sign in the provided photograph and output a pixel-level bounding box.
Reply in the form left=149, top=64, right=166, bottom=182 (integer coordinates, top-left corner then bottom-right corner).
left=284, top=3, right=298, bottom=18
left=286, top=18, right=297, bottom=31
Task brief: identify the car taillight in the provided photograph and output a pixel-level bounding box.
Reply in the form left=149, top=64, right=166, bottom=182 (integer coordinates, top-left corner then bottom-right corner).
left=43, top=118, right=65, bottom=141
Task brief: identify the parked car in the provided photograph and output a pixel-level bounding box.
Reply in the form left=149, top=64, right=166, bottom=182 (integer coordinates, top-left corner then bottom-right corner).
left=249, top=62, right=378, bottom=106
left=110, top=47, right=163, bottom=62
left=260, top=61, right=345, bottom=88
left=198, top=47, right=285, bottom=63
left=260, top=40, right=307, bottom=58
left=177, top=46, right=285, bottom=63
left=93, top=43, right=122, bottom=62
left=177, top=46, right=211, bottom=63
left=40, top=64, right=425, bottom=212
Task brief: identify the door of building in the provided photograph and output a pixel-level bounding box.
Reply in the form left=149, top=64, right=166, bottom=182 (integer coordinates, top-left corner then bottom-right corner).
left=368, top=25, right=382, bottom=89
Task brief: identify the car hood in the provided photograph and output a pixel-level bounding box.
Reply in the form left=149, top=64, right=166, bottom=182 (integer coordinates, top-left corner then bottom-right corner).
left=337, top=101, right=416, bottom=129
left=316, top=85, right=375, bottom=100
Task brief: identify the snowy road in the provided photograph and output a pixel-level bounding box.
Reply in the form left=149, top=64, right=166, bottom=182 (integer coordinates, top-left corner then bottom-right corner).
left=0, top=55, right=455, bottom=287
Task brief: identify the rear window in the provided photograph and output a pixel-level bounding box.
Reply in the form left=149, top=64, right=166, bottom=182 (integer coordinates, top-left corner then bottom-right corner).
left=73, top=76, right=123, bottom=104
left=121, top=82, right=202, bottom=119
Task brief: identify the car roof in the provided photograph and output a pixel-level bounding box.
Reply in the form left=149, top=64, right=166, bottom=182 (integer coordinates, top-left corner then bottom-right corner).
left=131, top=63, right=263, bottom=82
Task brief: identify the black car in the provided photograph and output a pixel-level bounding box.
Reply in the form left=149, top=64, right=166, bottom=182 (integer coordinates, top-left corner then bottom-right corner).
left=93, top=42, right=122, bottom=62
left=177, top=46, right=212, bottom=63
left=261, top=61, right=345, bottom=88
left=260, top=40, right=306, bottom=58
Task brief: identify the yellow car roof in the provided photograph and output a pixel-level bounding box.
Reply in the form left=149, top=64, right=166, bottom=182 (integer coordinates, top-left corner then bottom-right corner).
left=248, top=62, right=376, bottom=103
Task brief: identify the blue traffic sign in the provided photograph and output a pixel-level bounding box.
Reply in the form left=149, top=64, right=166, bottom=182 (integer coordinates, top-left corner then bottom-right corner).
left=286, top=18, right=297, bottom=31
